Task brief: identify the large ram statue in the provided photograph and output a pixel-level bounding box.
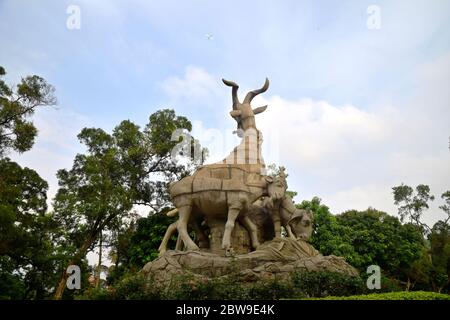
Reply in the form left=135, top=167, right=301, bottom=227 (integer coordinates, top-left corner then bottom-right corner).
left=167, top=165, right=287, bottom=254
left=147, top=78, right=359, bottom=285
left=160, top=78, right=282, bottom=254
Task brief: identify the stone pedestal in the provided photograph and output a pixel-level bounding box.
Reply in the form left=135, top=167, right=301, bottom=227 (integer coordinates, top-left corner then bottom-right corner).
left=208, top=218, right=251, bottom=255
left=142, top=238, right=359, bottom=285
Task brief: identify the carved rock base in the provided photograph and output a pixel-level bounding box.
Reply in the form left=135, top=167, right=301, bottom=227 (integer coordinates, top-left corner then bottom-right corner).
left=141, top=238, right=358, bottom=285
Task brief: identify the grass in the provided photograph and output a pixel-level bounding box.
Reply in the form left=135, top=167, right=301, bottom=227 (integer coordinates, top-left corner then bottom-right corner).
left=305, top=291, right=450, bottom=300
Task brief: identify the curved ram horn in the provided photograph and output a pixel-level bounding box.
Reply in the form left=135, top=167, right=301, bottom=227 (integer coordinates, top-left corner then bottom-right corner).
left=243, top=78, right=269, bottom=104
left=222, top=79, right=240, bottom=109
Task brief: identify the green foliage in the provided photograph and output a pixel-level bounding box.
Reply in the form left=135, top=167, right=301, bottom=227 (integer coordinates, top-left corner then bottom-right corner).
left=111, top=273, right=163, bottom=300
left=0, top=158, right=62, bottom=299
left=337, top=209, right=423, bottom=277
left=311, top=291, right=450, bottom=300
left=163, top=272, right=294, bottom=300
left=75, top=287, right=112, bottom=300
left=0, top=66, right=56, bottom=156
left=52, top=109, right=204, bottom=298
left=77, top=273, right=163, bottom=300
left=165, top=274, right=218, bottom=300
left=248, top=278, right=296, bottom=299
left=0, top=65, right=60, bottom=299
left=428, top=220, right=450, bottom=292
left=439, top=191, right=450, bottom=218
left=296, top=190, right=450, bottom=293
left=84, top=269, right=365, bottom=300
left=127, top=212, right=176, bottom=268
left=60, top=259, right=92, bottom=300
left=392, top=184, right=450, bottom=292
left=392, top=183, right=435, bottom=234
left=54, top=109, right=200, bottom=236
left=298, top=197, right=424, bottom=286
left=291, top=270, right=366, bottom=298
left=0, top=256, right=26, bottom=299
left=297, top=197, right=358, bottom=264
left=106, top=217, right=140, bottom=284
left=402, top=246, right=433, bottom=290
left=378, top=275, right=404, bottom=292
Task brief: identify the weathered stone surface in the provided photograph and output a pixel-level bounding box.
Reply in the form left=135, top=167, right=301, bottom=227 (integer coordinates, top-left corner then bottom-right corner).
left=153, top=78, right=358, bottom=291
left=169, top=176, right=193, bottom=197
left=142, top=238, right=358, bottom=285
left=193, top=177, right=222, bottom=192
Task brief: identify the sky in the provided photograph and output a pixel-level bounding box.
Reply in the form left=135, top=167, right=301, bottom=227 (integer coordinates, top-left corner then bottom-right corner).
left=1, top=0, right=450, bottom=231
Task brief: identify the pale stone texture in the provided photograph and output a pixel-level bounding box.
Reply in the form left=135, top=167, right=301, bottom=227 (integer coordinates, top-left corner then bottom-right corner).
left=143, top=238, right=358, bottom=285
left=151, top=78, right=359, bottom=287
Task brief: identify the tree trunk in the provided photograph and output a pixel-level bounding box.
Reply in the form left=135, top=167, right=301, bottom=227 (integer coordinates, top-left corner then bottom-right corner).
left=95, top=231, right=102, bottom=288
left=54, top=212, right=116, bottom=300
left=53, top=234, right=97, bottom=300
left=53, top=259, right=75, bottom=300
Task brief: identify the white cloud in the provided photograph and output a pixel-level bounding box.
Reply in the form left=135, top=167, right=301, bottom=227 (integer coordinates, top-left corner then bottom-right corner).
left=247, top=53, right=450, bottom=225
left=160, top=52, right=449, bottom=228
left=161, top=66, right=221, bottom=102
left=154, top=52, right=449, bottom=227
left=326, top=184, right=396, bottom=215
left=324, top=180, right=450, bottom=228
left=257, top=96, right=389, bottom=168
left=10, top=107, right=91, bottom=207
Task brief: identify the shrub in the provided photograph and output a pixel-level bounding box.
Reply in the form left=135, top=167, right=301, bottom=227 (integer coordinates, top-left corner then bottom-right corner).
left=291, top=270, right=366, bottom=298
left=162, top=273, right=294, bottom=300
left=113, top=273, right=163, bottom=299
left=379, top=275, right=404, bottom=292
left=165, top=273, right=216, bottom=300
left=76, top=287, right=112, bottom=300
left=312, top=291, right=450, bottom=300
left=82, top=269, right=371, bottom=300
left=248, top=278, right=295, bottom=300
left=209, top=276, right=251, bottom=300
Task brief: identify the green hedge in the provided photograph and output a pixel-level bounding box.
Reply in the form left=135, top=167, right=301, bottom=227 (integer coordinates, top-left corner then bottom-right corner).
left=77, top=269, right=367, bottom=300
left=291, top=270, right=366, bottom=297
left=310, top=291, right=450, bottom=300
left=78, top=271, right=450, bottom=300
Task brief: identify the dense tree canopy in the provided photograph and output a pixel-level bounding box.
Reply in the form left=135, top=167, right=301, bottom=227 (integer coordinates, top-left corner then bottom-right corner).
left=393, top=184, right=450, bottom=292
left=52, top=109, right=206, bottom=298
left=428, top=220, right=450, bottom=291
left=106, top=209, right=177, bottom=283
left=0, top=67, right=60, bottom=299
left=0, top=66, right=56, bottom=156
left=297, top=197, right=424, bottom=285
left=0, top=158, right=60, bottom=299
left=297, top=197, right=356, bottom=262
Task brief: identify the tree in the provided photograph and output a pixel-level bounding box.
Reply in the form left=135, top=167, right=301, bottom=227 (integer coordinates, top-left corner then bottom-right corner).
left=392, top=184, right=450, bottom=292
left=438, top=191, right=450, bottom=225
left=337, top=209, right=424, bottom=288
left=127, top=209, right=176, bottom=269
left=428, top=191, right=450, bottom=293
left=52, top=109, right=205, bottom=299
left=404, top=246, right=432, bottom=291
left=0, top=158, right=61, bottom=299
left=0, top=66, right=56, bottom=157
left=298, top=197, right=425, bottom=288
left=428, top=220, right=450, bottom=292
left=297, top=197, right=357, bottom=263
left=0, top=67, right=61, bottom=299
left=392, top=184, right=435, bottom=236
